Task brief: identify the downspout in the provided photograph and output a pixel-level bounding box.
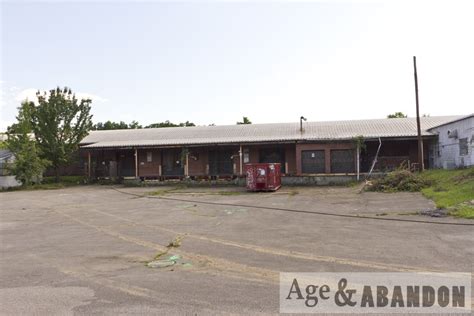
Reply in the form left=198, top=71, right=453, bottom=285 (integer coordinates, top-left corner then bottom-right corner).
left=134, top=148, right=138, bottom=178
left=356, top=146, right=360, bottom=181
left=239, top=145, right=243, bottom=175
left=185, top=150, right=189, bottom=177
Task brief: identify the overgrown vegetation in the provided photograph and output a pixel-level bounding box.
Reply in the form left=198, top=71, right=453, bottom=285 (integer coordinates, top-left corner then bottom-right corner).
left=147, top=185, right=187, bottom=196
left=420, top=168, right=474, bottom=219
left=367, top=167, right=474, bottom=219
left=42, top=176, right=87, bottom=185
left=148, top=235, right=184, bottom=263
left=1, top=176, right=87, bottom=192
left=366, top=169, right=432, bottom=192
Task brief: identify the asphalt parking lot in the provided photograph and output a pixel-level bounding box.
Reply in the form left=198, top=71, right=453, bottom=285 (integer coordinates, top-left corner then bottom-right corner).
left=1, top=185, right=473, bottom=314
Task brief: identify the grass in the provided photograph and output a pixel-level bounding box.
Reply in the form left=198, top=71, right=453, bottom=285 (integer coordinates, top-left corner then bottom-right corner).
left=1, top=175, right=87, bottom=192
left=420, top=168, right=474, bottom=219
left=146, top=235, right=184, bottom=265
left=148, top=186, right=245, bottom=196
left=147, top=185, right=186, bottom=196
left=217, top=190, right=244, bottom=196
left=42, top=175, right=87, bottom=185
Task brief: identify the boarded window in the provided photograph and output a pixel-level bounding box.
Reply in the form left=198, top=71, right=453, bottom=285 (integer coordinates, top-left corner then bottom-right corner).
left=301, top=150, right=325, bottom=173
left=459, top=138, right=468, bottom=156
left=330, top=150, right=355, bottom=173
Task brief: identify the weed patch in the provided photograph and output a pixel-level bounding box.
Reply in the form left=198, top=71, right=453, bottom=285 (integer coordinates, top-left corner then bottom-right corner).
left=366, top=170, right=431, bottom=192
left=217, top=191, right=244, bottom=196
left=367, top=167, right=473, bottom=219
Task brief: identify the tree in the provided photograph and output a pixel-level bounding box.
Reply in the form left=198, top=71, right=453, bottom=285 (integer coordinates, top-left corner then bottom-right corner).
left=5, top=102, right=50, bottom=186
left=92, top=120, right=143, bottom=130
left=178, top=121, right=195, bottom=127
left=128, top=120, right=142, bottom=129
left=92, top=121, right=127, bottom=130
left=237, top=116, right=252, bottom=124
left=145, top=120, right=195, bottom=128
left=29, top=87, right=93, bottom=181
left=387, top=112, right=407, bottom=118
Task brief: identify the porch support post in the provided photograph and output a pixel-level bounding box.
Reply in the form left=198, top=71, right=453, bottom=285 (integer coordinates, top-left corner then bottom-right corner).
left=158, top=150, right=162, bottom=176
left=239, top=145, right=243, bottom=175
left=87, top=151, right=91, bottom=179
left=356, top=146, right=360, bottom=181
left=134, top=148, right=138, bottom=178
left=185, top=150, right=189, bottom=177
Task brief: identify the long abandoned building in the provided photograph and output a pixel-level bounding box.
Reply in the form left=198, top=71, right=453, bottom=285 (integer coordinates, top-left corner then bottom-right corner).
left=78, top=115, right=470, bottom=181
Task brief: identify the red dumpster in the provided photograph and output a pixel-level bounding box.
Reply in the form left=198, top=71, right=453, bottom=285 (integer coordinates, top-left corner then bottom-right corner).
left=245, top=163, right=281, bottom=191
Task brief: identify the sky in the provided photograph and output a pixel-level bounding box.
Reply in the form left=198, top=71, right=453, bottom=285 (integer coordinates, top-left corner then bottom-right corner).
left=1, top=0, right=473, bottom=130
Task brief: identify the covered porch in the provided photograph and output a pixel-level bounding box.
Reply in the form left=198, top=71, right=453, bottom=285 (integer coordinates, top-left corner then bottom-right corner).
left=82, top=137, right=433, bottom=181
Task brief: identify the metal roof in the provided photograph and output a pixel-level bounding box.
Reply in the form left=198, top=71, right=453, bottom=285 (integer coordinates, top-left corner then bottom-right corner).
left=427, top=113, right=473, bottom=130
left=80, top=116, right=463, bottom=149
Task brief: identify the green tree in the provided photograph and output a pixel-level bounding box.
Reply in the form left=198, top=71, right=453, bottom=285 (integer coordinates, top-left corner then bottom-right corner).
left=387, top=112, right=408, bottom=118
left=92, top=120, right=143, bottom=130
left=237, top=116, right=252, bottom=124
left=128, top=120, right=142, bottom=129
left=30, top=87, right=93, bottom=181
left=178, top=121, right=195, bottom=127
left=5, top=102, right=50, bottom=186
left=145, top=120, right=195, bottom=128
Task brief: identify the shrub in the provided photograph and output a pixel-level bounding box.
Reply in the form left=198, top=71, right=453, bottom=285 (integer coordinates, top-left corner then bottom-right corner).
left=367, top=170, right=432, bottom=192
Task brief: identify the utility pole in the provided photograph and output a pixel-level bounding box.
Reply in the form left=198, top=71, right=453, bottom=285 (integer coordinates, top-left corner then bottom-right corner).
left=413, top=56, right=424, bottom=171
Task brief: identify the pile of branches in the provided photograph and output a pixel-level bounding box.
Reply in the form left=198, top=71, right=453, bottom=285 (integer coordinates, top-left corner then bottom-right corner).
left=365, top=169, right=432, bottom=192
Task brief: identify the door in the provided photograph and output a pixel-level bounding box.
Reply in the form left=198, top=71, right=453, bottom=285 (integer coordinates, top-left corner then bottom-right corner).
left=301, top=150, right=325, bottom=173
left=208, top=150, right=233, bottom=176
left=118, top=151, right=135, bottom=177
left=330, top=149, right=355, bottom=173
left=162, top=149, right=184, bottom=176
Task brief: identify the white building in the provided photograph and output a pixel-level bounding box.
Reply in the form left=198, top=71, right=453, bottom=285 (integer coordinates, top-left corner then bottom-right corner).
left=428, top=114, right=474, bottom=169
left=0, top=149, right=22, bottom=189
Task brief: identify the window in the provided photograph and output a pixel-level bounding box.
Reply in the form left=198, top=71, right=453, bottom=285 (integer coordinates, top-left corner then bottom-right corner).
left=301, top=150, right=325, bottom=173
left=146, top=152, right=152, bottom=162
left=243, top=149, right=250, bottom=163
left=459, top=138, right=468, bottom=156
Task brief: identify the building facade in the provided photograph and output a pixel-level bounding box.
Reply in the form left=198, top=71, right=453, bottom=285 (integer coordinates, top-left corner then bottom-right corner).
left=428, top=114, right=474, bottom=169
left=78, top=116, right=465, bottom=180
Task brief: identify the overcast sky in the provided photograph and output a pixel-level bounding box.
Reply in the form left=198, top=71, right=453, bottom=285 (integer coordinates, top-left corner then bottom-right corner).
left=1, top=0, right=473, bottom=130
